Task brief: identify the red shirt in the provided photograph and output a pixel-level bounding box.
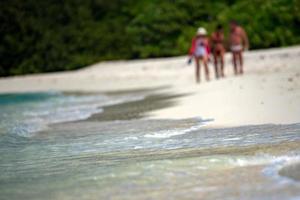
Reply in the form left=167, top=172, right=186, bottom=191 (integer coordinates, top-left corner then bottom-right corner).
left=189, top=36, right=210, bottom=56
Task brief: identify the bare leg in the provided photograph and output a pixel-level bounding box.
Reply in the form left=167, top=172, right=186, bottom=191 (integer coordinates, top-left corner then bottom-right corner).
left=232, top=53, right=238, bottom=75
left=220, top=53, right=225, bottom=78
left=195, top=57, right=200, bottom=83
left=238, top=52, right=244, bottom=74
left=213, top=53, right=219, bottom=79
left=203, top=57, right=210, bottom=81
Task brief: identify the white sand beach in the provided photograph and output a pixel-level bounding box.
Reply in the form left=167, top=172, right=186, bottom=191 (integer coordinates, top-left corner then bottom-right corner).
left=0, top=46, right=300, bottom=127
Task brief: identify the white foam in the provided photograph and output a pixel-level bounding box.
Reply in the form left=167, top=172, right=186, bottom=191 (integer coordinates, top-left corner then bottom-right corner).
left=223, top=137, right=241, bottom=141
left=5, top=93, right=146, bottom=137
left=262, top=155, right=300, bottom=183
left=124, top=136, right=138, bottom=140
left=228, top=155, right=300, bottom=169
left=224, top=154, right=300, bottom=184
left=144, top=123, right=204, bottom=139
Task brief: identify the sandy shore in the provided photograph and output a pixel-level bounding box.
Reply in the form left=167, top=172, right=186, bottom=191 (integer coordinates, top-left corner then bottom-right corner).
left=1, top=46, right=300, bottom=127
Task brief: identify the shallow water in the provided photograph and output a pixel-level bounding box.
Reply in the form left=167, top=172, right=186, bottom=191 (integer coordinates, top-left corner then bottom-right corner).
left=0, top=92, right=300, bottom=200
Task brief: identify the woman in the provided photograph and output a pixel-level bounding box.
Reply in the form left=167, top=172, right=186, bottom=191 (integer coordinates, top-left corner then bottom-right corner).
left=211, top=24, right=225, bottom=79
left=189, top=27, right=210, bottom=83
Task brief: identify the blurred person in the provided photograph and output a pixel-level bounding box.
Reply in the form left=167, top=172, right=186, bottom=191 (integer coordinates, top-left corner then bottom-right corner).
left=188, top=27, right=211, bottom=83
left=211, top=24, right=225, bottom=79
left=229, top=20, right=249, bottom=75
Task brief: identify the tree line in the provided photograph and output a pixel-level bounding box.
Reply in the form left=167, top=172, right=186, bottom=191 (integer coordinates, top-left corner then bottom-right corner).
left=0, top=0, right=299, bottom=76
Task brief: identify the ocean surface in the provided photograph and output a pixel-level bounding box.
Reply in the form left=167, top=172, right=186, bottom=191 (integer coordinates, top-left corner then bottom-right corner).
left=0, top=91, right=299, bottom=200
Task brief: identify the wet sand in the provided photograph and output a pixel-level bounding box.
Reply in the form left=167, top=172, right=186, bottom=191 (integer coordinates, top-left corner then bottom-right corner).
left=88, top=93, right=183, bottom=122
left=279, top=162, right=300, bottom=181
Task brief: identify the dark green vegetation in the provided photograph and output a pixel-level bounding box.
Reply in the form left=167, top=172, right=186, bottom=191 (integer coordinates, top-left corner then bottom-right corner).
left=1, top=0, right=300, bottom=76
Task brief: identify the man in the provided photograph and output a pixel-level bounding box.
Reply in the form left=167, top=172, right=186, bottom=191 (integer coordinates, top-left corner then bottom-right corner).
left=229, top=20, right=249, bottom=75
left=211, top=24, right=225, bottom=79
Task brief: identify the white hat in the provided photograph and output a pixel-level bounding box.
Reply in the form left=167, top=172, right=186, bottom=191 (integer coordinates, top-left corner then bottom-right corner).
left=196, top=27, right=207, bottom=36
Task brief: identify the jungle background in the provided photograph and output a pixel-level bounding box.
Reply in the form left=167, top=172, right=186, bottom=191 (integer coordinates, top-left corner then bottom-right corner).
left=0, top=0, right=299, bottom=76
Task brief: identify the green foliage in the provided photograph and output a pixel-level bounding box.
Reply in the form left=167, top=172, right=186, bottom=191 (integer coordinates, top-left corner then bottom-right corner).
left=0, top=0, right=299, bottom=76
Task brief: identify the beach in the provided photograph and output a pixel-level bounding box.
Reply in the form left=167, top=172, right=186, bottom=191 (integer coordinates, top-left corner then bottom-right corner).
left=1, top=46, right=300, bottom=127
left=0, top=46, right=300, bottom=200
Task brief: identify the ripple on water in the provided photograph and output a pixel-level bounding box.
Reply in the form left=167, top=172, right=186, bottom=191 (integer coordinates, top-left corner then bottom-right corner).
left=0, top=92, right=300, bottom=199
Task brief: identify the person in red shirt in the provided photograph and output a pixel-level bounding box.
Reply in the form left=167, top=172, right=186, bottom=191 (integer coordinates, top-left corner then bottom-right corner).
left=188, top=27, right=211, bottom=83
left=211, top=24, right=225, bottom=79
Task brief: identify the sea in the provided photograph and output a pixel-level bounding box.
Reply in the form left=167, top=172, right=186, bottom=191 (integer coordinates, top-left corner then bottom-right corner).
left=0, top=91, right=299, bottom=200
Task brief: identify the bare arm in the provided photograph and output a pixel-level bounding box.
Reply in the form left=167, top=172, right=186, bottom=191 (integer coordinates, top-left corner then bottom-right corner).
left=241, top=28, right=249, bottom=50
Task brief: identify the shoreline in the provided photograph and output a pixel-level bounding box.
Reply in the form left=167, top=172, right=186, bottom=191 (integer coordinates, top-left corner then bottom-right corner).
left=87, top=92, right=183, bottom=122
left=1, top=46, right=300, bottom=127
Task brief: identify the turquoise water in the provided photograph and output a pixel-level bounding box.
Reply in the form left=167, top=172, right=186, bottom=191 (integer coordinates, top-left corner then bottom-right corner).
left=0, top=91, right=144, bottom=137
left=0, top=92, right=300, bottom=200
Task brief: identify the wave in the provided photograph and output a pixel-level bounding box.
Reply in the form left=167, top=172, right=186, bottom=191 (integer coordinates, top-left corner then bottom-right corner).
left=144, top=119, right=211, bottom=138
left=263, top=154, right=300, bottom=184
left=0, top=91, right=145, bottom=137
